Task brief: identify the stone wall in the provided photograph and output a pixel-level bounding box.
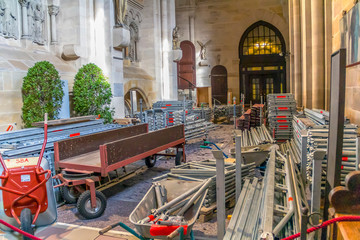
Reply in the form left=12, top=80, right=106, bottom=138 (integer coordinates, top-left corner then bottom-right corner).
left=332, top=0, right=360, bottom=125
left=175, top=0, right=289, bottom=100
left=0, top=0, right=167, bottom=131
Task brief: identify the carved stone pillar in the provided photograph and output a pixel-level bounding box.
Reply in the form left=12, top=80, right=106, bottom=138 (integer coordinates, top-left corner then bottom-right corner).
left=18, top=0, right=29, bottom=39
left=48, top=5, right=59, bottom=44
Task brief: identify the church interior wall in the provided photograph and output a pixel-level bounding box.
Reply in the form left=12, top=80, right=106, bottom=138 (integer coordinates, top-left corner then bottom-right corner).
left=176, top=0, right=289, bottom=101
left=332, top=0, right=360, bottom=125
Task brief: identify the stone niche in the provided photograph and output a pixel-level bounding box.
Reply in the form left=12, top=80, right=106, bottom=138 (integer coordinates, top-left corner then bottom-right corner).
left=0, top=0, right=18, bottom=39
left=27, top=0, right=46, bottom=44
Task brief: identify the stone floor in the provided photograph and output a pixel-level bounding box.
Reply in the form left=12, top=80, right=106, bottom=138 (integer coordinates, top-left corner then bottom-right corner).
left=54, top=124, right=235, bottom=239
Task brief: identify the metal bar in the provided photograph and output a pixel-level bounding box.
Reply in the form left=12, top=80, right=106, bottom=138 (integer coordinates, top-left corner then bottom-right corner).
left=262, top=148, right=276, bottom=234
left=312, top=150, right=326, bottom=226
left=356, top=137, right=360, bottom=171
left=322, top=49, right=347, bottom=239
left=300, top=208, right=309, bottom=240
left=235, top=134, right=242, bottom=201
left=301, top=130, right=308, bottom=184
left=213, top=150, right=226, bottom=240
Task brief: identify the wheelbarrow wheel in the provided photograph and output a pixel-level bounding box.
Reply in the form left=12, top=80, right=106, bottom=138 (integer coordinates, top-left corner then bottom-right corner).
left=77, top=190, right=107, bottom=219
left=175, top=150, right=185, bottom=166
left=145, top=155, right=157, bottom=168
left=61, top=186, right=82, bottom=204
left=20, top=208, right=34, bottom=240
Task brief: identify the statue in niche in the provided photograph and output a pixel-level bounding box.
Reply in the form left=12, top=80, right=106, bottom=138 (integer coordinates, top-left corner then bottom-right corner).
left=27, top=0, right=44, bottom=44
left=0, top=0, right=5, bottom=35
left=172, top=26, right=180, bottom=50
left=33, top=1, right=44, bottom=44
left=128, top=23, right=138, bottom=61
left=0, top=0, right=17, bottom=39
left=197, top=40, right=211, bottom=60
left=114, top=0, right=127, bottom=27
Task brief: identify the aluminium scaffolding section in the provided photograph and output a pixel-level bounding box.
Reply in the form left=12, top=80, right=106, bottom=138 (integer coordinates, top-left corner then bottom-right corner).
left=141, top=100, right=218, bottom=140
left=224, top=147, right=308, bottom=239
left=153, top=159, right=256, bottom=208
left=292, top=111, right=360, bottom=187
left=267, top=93, right=297, bottom=141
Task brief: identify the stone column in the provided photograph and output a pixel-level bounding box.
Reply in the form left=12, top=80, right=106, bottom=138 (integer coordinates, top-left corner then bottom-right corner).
left=288, top=0, right=295, bottom=94
left=311, top=0, right=325, bottom=109
left=48, top=5, right=59, bottom=44
left=300, top=0, right=312, bottom=108
left=161, top=0, right=170, bottom=100
left=293, top=0, right=302, bottom=106
left=18, top=0, right=29, bottom=39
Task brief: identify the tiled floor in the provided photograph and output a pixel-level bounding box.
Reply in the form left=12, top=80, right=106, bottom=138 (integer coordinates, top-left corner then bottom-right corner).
left=0, top=223, right=137, bottom=240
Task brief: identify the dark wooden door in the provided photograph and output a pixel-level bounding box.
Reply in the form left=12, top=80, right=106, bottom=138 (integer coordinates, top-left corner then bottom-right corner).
left=211, top=65, right=228, bottom=104
left=177, top=41, right=196, bottom=89
left=249, top=74, right=276, bottom=103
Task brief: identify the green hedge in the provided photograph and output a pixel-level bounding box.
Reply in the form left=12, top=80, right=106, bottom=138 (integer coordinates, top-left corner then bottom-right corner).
left=22, top=61, right=64, bottom=128
left=73, top=63, right=113, bottom=123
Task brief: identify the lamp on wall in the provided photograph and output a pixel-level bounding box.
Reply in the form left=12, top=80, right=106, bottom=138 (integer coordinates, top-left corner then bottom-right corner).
left=279, top=51, right=291, bottom=57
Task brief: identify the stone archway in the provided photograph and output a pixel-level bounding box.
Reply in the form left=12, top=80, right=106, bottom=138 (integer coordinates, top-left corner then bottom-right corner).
left=239, top=21, right=286, bottom=104
left=124, top=87, right=150, bottom=116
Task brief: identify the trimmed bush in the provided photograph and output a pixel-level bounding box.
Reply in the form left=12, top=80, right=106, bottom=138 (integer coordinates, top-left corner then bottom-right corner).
left=22, top=61, right=64, bottom=128
left=73, top=63, right=113, bottom=123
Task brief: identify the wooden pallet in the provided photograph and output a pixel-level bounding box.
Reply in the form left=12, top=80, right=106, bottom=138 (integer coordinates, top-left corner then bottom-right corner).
left=198, top=197, right=236, bottom=223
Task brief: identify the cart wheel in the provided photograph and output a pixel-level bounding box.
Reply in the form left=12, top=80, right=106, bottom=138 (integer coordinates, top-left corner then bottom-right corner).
left=145, top=155, right=157, bottom=168
left=20, top=208, right=34, bottom=240
left=77, top=190, right=107, bottom=219
left=61, top=186, right=82, bottom=204
left=175, top=150, right=185, bottom=166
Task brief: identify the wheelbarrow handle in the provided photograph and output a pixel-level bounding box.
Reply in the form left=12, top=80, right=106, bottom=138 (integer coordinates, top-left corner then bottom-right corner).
left=99, top=222, right=146, bottom=240
left=200, top=145, right=212, bottom=149
left=99, top=223, right=118, bottom=235
left=167, top=226, right=184, bottom=240
left=36, top=113, right=48, bottom=170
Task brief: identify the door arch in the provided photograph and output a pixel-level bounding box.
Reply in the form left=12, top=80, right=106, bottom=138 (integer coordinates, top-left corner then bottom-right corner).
left=239, top=21, right=286, bottom=103
left=177, top=41, right=196, bottom=90
left=211, top=65, right=228, bottom=104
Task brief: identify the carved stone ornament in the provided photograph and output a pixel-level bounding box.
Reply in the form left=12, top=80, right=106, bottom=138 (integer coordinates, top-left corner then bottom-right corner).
left=62, top=44, right=82, bottom=61
left=48, top=5, right=59, bottom=16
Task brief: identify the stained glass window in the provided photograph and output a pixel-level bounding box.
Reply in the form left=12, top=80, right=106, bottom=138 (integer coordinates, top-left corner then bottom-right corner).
left=242, top=24, right=283, bottom=55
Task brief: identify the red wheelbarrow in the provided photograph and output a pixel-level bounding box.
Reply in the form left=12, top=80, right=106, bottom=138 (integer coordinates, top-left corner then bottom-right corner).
left=0, top=114, right=57, bottom=240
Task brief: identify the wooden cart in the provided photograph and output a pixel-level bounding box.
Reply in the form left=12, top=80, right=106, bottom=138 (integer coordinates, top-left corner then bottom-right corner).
left=54, top=124, right=185, bottom=219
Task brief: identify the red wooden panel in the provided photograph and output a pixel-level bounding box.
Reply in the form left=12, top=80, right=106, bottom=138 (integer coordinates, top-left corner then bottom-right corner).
left=211, top=65, right=228, bottom=104
left=178, top=41, right=196, bottom=89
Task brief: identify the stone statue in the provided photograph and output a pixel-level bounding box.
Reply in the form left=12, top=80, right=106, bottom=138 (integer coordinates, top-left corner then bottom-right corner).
left=114, top=0, right=127, bottom=27
left=197, top=40, right=211, bottom=60
left=0, top=0, right=6, bottom=35
left=27, top=0, right=44, bottom=44
left=0, top=0, right=17, bottom=39
left=172, top=26, right=180, bottom=49
left=33, top=0, right=44, bottom=44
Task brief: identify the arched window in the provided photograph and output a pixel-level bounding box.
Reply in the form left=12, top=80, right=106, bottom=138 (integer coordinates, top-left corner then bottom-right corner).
left=239, top=21, right=285, bottom=57
left=239, top=21, right=286, bottom=103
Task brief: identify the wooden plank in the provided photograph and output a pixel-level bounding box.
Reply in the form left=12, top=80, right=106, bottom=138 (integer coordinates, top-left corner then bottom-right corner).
left=55, top=124, right=148, bottom=161
left=32, top=115, right=98, bottom=127
left=60, top=150, right=101, bottom=167
left=336, top=213, right=360, bottom=240
left=104, top=125, right=184, bottom=165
